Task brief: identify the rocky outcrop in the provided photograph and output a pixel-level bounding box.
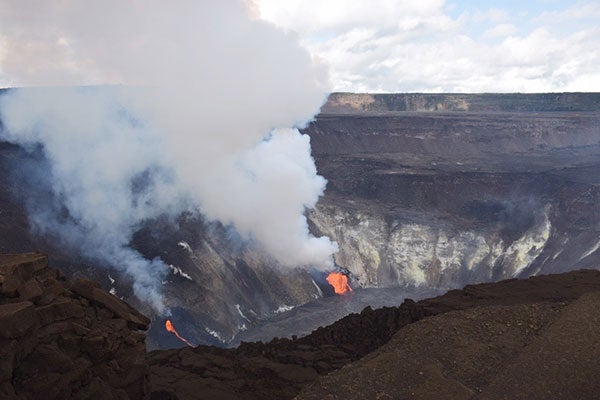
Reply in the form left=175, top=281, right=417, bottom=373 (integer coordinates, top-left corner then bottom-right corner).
left=0, top=253, right=149, bottom=400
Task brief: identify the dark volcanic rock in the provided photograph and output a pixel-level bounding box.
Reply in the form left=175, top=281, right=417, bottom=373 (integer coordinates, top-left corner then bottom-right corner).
left=148, top=269, right=600, bottom=400
left=71, top=278, right=150, bottom=330
left=0, top=253, right=149, bottom=400
left=297, top=270, right=600, bottom=400
left=0, top=301, right=36, bottom=338
left=298, top=293, right=600, bottom=400
left=147, top=301, right=425, bottom=400
left=3, top=251, right=600, bottom=399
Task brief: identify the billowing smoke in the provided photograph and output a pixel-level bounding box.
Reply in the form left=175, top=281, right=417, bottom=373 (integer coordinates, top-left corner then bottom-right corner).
left=0, top=0, right=338, bottom=313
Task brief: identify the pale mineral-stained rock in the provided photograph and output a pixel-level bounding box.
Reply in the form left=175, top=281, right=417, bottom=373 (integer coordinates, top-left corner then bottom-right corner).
left=309, top=203, right=556, bottom=288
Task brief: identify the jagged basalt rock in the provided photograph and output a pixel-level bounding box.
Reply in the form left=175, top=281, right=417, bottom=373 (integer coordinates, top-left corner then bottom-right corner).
left=0, top=301, right=36, bottom=338
left=0, top=253, right=149, bottom=400
left=71, top=278, right=150, bottom=330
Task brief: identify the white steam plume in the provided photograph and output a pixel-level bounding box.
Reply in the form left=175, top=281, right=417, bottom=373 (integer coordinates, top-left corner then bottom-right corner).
left=0, top=0, right=337, bottom=312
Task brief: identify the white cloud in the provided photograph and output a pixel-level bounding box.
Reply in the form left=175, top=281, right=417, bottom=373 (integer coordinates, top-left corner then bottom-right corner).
left=534, top=2, right=600, bottom=24
left=1, top=1, right=598, bottom=93
left=483, top=23, right=518, bottom=39
left=461, top=8, right=510, bottom=24
left=253, top=0, right=600, bottom=92
left=256, top=0, right=449, bottom=34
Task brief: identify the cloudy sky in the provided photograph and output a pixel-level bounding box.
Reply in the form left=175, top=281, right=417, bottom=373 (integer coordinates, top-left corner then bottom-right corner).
left=0, top=0, right=598, bottom=93
left=252, top=0, right=600, bottom=92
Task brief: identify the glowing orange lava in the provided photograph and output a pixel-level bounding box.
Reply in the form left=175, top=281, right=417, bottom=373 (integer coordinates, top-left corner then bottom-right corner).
left=326, top=272, right=352, bottom=294
left=165, top=319, right=194, bottom=347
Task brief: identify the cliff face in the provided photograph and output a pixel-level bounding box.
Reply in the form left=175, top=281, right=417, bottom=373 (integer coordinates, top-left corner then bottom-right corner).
left=308, top=202, right=552, bottom=288
left=1, top=93, right=599, bottom=348
left=303, top=105, right=600, bottom=293
left=322, top=92, right=600, bottom=113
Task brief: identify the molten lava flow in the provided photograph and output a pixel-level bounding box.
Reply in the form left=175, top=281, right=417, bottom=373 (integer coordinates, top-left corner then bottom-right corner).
left=326, top=272, right=352, bottom=294
left=165, top=319, right=194, bottom=347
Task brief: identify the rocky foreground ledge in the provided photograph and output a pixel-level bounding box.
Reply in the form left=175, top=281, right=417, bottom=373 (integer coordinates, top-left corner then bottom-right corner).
left=2, top=253, right=600, bottom=399
left=0, top=253, right=149, bottom=399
